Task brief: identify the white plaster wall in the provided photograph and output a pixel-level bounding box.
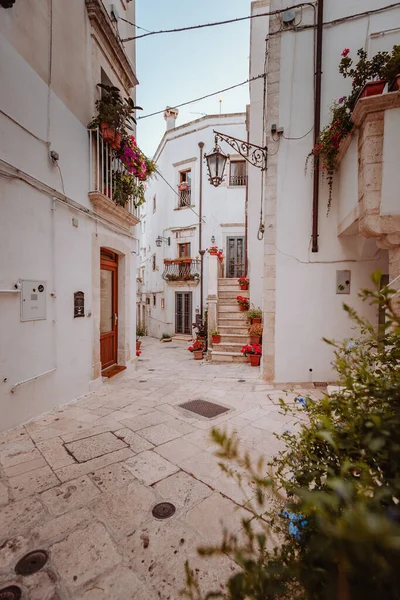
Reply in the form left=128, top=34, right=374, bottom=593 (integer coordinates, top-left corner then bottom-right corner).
left=381, top=108, right=400, bottom=215
left=248, top=1, right=270, bottom=309
left=338, top=133, right=359, bottom=226
left=140, top=115, right=247, bottom=338
left=0, top=7, right=138, bottom=431
left=265, top=0, right=396, bottom=382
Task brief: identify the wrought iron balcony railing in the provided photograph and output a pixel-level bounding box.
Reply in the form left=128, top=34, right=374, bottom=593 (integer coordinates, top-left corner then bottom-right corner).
left=178, top=186, right=192, bottom=207
left=162, top=259, right=201, bottom=283
left=229, top=174, right=247, bottom=186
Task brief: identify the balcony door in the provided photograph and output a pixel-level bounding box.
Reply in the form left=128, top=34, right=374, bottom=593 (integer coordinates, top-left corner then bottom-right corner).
left=100, top=249, right=118, bottom=370
left=175, top=292, right=192, bottom=335
left=226, top=237, right=245, bottom=278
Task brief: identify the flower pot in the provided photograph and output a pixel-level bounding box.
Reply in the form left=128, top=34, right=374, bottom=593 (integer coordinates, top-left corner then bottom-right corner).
left=161, top=338, right=172, bottom=343
left=249, top=335, right=260, bottom=344
left=193, top=350, right=203, bottom=360
left=389, top=74, right=400, bottom=91
left=100, top=123, right=121, bottom=149
left=136, top=341, right=141, bottom=351
left=178, top=184, right=188, bottom=191
left=163, top=259, right=173, bottom=265
left=239, top=305, right=247, bottom=311
left=182, top=259, right=192, bottom=264
left=240, top=284, right=249, bottom=290
left=358, top=80, right=386, bottom=101
left=249, top=355, right=261, bottom=367
left=212, top=335, right=221, bottom=344
left=209, top=250, right=218, bottom=256
left=251, top=318, right=261, bottom=324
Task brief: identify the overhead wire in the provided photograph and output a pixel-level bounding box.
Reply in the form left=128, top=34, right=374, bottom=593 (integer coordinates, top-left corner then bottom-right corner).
left=138, top=74, right=265, bottom=120
left=155, top=168, right=205, bottom=223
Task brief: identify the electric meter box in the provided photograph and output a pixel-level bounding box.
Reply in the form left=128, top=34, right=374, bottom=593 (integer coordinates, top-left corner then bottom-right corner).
left=21, top=280, right=47, bottom=321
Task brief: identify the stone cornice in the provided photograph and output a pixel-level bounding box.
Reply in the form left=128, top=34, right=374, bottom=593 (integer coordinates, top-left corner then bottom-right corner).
left=85, top=0, right=138, bottom=91
left=89, top=192, right=140, bottom=229
left=352, top=91, right=400, bottom=127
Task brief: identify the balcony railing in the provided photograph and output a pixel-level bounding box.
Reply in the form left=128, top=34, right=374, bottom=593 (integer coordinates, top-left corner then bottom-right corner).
left=162, top=259, right=201, bottom=283
left=88, top=127, right=140, bottom=219
left=178, top=186, right=192, bottom=207
left=229, top=174, right=247, bottom=186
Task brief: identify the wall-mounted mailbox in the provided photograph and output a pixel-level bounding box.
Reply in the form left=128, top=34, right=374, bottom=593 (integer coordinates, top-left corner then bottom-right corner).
left=21, top=280, right=47, bottom=321
left=336, top=270, right=351, bottom=295
left=74, top=291, right=85, bottom=318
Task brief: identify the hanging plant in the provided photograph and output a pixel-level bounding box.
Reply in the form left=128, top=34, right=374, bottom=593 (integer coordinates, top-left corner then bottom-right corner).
left=88, top=84, right=142, bottom=136
left=113, top=171, right=147, bottom=208
left=117, top=135, right=157, bottom=182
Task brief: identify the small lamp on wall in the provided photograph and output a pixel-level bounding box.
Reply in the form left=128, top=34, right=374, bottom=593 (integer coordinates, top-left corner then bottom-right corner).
left=211, top=235, right=216, bottom=244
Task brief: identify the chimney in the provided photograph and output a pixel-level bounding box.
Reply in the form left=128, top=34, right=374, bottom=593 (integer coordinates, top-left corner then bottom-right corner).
left=164, top=106, right=179, bottom=131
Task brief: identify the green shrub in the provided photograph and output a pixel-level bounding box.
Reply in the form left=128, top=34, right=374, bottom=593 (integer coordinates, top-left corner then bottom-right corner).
left=183, top=274, right=400, bottom=599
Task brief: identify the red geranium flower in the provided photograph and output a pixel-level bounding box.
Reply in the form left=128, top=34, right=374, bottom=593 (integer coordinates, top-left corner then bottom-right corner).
left=341, top=48, right=350, bottom=57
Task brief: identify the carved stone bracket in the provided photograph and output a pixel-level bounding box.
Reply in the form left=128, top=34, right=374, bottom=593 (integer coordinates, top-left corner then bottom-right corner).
left=89, top=192, right=140, bottom=230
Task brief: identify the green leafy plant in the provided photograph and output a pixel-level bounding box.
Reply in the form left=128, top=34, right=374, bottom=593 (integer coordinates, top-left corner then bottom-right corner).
left=210, top=329, right=220, bottom=336
left=113, top=171, right=146, bottom=208
left=183, top=273, right=400, bottom=600
left=88, top=84, right=142, bottom=133
left=136, top=325, right=145, bottom=341
left=247, top=307, right=262, bottom=321
left=160, top=333, right=172, bottom=340
left=382, top=45, right=400, bottom=87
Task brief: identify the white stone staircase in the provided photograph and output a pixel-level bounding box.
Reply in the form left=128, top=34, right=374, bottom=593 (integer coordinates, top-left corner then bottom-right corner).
left=210, top=279, right=249, bottom=363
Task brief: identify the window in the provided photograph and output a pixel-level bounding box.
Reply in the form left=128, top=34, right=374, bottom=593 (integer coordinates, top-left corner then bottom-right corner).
left=146, top=297, right=150, bottom=305
left=153, top=195, right=156, bottom=213
left=178, top=243, right=191, bottom=258
left=178, top=169, right=192, bottom=207
left=152, top=254, right=156, bottom=271
left=153, top=295, right=156, bottom=307
left=161, top=298, right=165, bottom=309
left=229, top=160, right=247, bottom=186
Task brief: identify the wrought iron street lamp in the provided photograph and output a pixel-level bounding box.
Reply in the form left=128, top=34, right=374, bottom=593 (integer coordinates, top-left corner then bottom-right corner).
left=155, top=235, right=170, bottom=248
left=205, top=130, right=268, bottom=188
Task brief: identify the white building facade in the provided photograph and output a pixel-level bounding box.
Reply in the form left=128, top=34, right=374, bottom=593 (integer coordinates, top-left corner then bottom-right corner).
left=138, top=112, right=247, bottom=340
left=0, top=0, right=141, bottom=432
left=248, top=0, right=400, bottom=383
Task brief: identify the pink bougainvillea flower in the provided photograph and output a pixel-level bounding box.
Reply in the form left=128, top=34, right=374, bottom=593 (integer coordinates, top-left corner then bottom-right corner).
left=341, top=48, right=350, bottom=57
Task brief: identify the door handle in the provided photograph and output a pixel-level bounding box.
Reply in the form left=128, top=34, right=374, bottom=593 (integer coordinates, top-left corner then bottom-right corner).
left=114, top=313, right=118, bottom=325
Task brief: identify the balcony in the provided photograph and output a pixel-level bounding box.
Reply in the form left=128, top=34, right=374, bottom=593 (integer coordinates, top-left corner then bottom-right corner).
left=178, top=186, right=192, bottom=208
left=229, top=174, right=247, bottom=186
left=162, top=259, right=201, bottom=285
left=88, top=127, right=140, bottom=230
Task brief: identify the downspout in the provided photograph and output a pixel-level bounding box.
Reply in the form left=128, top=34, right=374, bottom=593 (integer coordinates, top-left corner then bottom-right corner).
left=312, top=0, right=324, bottom=253
left=245, top=127, right=249, bottom=274
left=198, top=142, right=205, bottom=318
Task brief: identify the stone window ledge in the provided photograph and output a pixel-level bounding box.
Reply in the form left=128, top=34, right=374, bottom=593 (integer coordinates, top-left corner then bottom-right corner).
left=89, top=192, right=140, bottom=229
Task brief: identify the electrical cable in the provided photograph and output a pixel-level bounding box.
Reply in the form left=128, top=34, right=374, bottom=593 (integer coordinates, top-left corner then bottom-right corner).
left=120, top=2, right=316, bottom=42
left=294, top=2, right=400, bottom=32
left=155, top=168, right=206, bottom=223
left=138, top=74, right=265, bottom=120
left=275, top=242, right=382, bottom=265
left=119, top=16, right=152, bottom=33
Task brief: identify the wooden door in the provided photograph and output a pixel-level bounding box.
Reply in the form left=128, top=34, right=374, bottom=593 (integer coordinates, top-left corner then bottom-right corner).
left=226, top=237, right=245, bottom=278
left=100, top=249, right=118, bottom=370
left=175, top=292, right=192, bottom=335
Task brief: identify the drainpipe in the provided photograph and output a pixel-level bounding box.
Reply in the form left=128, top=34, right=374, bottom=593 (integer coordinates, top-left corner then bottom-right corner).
left=245, top=128, right=249, bottom=274
left=198, top=142, right=205, bottom=318
left=312, top=0, right=324, bottom=253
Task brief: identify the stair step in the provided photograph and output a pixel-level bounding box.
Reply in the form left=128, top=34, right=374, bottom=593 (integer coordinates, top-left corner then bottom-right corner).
left=218, top=318, right=249, bottom=327
left=218, top=312, right=248, bottom=319
left=218, top=305, right=246, bottom=312
left=212, top=342, right=246, bottom=353
left=219, top=290, right=249, bottom=298
left=211, top=351, right=249, bottom=363
left=218, top=334, right=249, bottom=343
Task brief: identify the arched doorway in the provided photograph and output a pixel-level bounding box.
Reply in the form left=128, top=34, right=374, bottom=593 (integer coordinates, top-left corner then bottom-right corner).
left=100, top=249, right=118, bottom=370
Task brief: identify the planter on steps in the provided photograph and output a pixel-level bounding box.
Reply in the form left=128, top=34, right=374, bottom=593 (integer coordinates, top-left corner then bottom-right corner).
left=212, top=335, right=221, bottom=344
left=240, top=284, right=249, bottom=291
left=251, top=318, right=262, bottom=324
left=239, top=305, right=247, bottom=312
left=193, top=350, right=203, bottom=360
left=249, top=355, right=261, bottom=367
left=136, top=341, right=141, bottom=351
left=249, top=335, right=261, bottom=344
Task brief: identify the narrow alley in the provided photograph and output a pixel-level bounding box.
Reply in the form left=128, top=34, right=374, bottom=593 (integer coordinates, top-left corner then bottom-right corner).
left=0, top=340, right=318, bottom=599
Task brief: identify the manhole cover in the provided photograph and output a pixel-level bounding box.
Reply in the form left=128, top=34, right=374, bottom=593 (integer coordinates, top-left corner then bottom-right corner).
left=313, top=382, right=328, bottom=388
left=152, top=502, right=176, bottom=519
left=0, top=587, right=21, bottom=600
left=179, top=399, right=229, bottom=418
left=238, top=379, right=246, bottom=382
left=15, top=550, right=48, bottom=575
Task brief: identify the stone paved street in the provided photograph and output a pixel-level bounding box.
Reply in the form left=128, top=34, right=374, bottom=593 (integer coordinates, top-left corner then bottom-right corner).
left=0, top=338, right=319, bottom=599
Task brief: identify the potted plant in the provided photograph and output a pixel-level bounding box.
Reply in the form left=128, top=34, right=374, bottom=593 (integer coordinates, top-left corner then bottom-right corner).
left=188, top=339, right=204, bottom=360
left=339, top=48, right=390, bottom=101
left=238, top=276, right=249, bottom=291
left=207, top=246, right=219, bottom=255
left=237, top=296, right=250, bottom=311
left=178, top=182, right=189, bottom=191
left=160, top=333, right=172, bottom=343
left=117, top=135, right=157, bottom=182
left=163, top=259, right=173, bottom=265
left=88, top=84, right=142, bottom=149
left=210, top=329, right=221, bottom=344
left=136, top=325, right=145, bottom=351
left=383, top=45, right=400, bottom=91
left=241, top=343, right=262, bottom=366
left=249, top=323, right=263, bottom=344
left=217, top=250, right=224, bottom=261
left=113, top=171, right=137, bottom=208
left=247, top=306, right=262, bottom=324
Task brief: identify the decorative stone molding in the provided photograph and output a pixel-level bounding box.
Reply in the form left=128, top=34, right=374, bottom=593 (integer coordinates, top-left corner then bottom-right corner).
left=166, top=280, right=199, bottom=287
left=89, top=192, right=140, bottom=230
left=85, top=0, right=138, bottom=91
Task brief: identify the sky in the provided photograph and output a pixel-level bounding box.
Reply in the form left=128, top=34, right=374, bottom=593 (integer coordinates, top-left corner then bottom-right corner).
left=135, top=0, right=251, bottom=156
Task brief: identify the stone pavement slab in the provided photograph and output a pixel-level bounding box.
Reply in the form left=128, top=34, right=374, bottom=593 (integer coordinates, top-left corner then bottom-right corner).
left=41, top=475, right=101, bottom=515
left=65, top=432, right=127, bottom=462
left=124, top=450, right=179, bottom=485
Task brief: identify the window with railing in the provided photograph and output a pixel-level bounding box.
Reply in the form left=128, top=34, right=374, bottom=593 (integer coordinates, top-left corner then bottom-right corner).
left=229, top=160, right=247, bottom=186
left=178, top=169, right=192, bottom=207
left=88, top=127, right=140, bottom=218
left=162, top=259, right=200, bottom=283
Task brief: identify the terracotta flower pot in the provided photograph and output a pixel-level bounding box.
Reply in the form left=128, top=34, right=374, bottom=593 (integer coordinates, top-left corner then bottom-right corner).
left=249, top=355, right=261, bottom=367
left=209, top=251, right=218, bottom=256
left=239, top=305, right=247, bottom=311
left=249, top=335, right=260, bottom=344
left=358, top=80, right=386, bottom=101
left=212, top=335, right=221, bottom=344
left=389, top=74, right=400, bottom=92
left=182, top=258, right=192, bottom=264
left=100, top=122, right=121, bottom=149
left=178, top=184, right=188, bottom=191
left=240, top=284, right=249, bottom=290
left=251, top=318, right=261, bottom=324
left=193, top=350, right=203, bottom=360
left=163, top=259, right=173, bottom=265
left=136, top=341, right=141, bottom=351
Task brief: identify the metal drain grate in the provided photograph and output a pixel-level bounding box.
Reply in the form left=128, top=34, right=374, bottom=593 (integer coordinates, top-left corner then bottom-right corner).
left=313, top=382, right=328, bottom=388
left=0, top=587, right=22, bottom=600
left=152, top=502, right=176, bottom=519
left=15, top=550, right=48, bottom=575
left=179, top=399, right=229, bottom=418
